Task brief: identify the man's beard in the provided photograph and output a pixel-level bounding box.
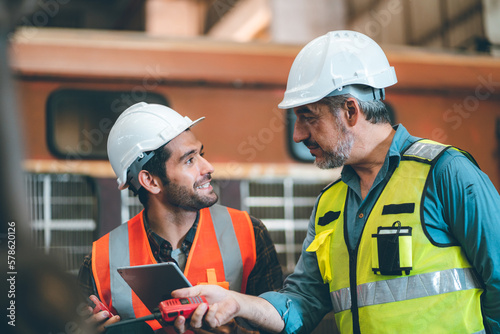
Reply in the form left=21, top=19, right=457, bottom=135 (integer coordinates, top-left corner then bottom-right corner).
left=163, top=177, right=218, bottom=211
left=313, top=120, right=354, bottom=170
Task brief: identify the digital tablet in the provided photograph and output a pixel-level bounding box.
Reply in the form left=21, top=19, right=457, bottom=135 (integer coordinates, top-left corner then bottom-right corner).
left=117, top=262, right=192, bottom=312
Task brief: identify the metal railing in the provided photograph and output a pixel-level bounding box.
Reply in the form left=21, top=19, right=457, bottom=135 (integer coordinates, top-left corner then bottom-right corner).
left=240, top=178, right=328, bottom=275
left=25, top=173, right=98, bottom=275
left=27, top=173, right=328, bottom=278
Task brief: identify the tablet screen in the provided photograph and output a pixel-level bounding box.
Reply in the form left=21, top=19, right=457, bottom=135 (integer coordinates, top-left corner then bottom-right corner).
left=117, top=262, right=192, bottom=312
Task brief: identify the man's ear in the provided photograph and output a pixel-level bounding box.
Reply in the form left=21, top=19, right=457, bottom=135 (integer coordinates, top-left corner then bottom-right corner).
left=138, top=170, right=161, bottom=195
left=344, top=97, right=361, bottom=126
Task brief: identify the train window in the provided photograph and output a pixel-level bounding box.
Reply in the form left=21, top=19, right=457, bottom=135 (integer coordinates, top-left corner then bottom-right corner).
left=47, top=89, right=168, bottom=159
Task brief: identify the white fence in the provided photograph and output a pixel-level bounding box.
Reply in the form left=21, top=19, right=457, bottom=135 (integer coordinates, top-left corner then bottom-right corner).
left=25, top=173, right=98, bottom=275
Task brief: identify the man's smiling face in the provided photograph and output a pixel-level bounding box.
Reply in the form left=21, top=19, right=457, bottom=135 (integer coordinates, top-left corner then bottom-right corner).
left=161, top=130, right=218, bottom=211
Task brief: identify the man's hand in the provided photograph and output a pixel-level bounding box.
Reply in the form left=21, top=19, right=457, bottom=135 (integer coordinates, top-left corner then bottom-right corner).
left=172, top=285, right=241, bottom=333
left=172, top=286, right=284, bottom=334
left=84, top=295, right=121, bottom=333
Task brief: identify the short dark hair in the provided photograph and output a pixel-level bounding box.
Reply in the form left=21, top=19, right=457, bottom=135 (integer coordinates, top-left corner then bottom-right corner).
left=136, top=143, right=171, bottom=207
left=320, top=94, right=391, bottom=124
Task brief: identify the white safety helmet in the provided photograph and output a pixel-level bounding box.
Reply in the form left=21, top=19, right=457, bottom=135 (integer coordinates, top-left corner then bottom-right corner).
left=107, top=102, right=204, bottom=190
left=278, top=30, right=397, bottom=109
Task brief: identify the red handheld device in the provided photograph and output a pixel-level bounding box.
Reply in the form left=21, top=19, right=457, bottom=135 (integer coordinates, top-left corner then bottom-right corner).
left=158, top=296, right=208, bottom=322
left=90, top=295, right=115, bottom=318
left=104, top=296, right=208, bottom=330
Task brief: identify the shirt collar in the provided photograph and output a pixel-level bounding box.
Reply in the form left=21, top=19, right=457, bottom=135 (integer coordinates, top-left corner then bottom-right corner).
left=388, top=123, right=415, bottom=161
left=340, top=123, right=415, bottom=191
left=142, top=210, right=199, bottom=251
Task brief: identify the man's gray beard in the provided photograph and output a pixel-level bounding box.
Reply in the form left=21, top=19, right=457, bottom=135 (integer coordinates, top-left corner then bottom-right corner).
left=314, top=130, right=354, bottom=170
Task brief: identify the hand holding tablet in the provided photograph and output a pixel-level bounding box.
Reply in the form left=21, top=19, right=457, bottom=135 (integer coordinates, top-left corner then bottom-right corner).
left=117, top=262, right=192, bottom=313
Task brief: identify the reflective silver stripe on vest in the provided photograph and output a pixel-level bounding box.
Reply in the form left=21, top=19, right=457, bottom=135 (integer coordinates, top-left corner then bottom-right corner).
left=109, top=223, right=135, bottom=319
left=331, top=268, right=481, bottom=313
left=108, top=206, right=244, bottom=318
left=404, top=141, right=447, bottom=161
left=209, top=204, right=243, bottom=292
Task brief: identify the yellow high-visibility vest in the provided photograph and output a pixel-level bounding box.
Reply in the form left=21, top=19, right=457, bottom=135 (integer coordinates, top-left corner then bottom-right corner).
left=307, top=140, right=484, bottom=333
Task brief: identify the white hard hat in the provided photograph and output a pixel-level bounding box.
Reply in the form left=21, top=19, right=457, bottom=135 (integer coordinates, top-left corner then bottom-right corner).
left=278, top=30, right=397, bottom=109
left=107, top=102, right=204, bottom=190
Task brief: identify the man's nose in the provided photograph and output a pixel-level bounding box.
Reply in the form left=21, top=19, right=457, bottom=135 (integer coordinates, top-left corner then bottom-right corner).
left=200, top=155, right=215, bottom=175
left=293, top=120, right=309, bottom=143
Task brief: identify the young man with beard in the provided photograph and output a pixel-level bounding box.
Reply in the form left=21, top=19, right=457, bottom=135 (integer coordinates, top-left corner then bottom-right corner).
left=173, top=30, right=500, bottom=333
left=78, top=102, right=282, bottom=333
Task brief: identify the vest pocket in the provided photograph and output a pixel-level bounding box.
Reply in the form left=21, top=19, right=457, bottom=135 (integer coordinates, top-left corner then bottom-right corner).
left=306, top=228, right=335, bottom=283
left=372, top=221, right=413, bottom=275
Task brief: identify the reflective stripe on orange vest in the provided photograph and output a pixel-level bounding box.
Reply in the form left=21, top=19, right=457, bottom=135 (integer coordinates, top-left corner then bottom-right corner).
left=92, top=204, right=256, bottom=331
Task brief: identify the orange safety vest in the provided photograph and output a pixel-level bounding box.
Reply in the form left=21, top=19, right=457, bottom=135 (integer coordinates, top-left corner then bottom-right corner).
left=92, top=204, right=257, bottom=331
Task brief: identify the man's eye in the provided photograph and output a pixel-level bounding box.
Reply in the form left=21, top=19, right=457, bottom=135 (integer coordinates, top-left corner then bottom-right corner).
left=186, top=158, right=194, bottom=164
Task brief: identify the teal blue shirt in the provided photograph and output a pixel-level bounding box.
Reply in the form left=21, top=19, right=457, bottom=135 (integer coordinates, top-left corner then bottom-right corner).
left=261, top=124, right=500, bottom=333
